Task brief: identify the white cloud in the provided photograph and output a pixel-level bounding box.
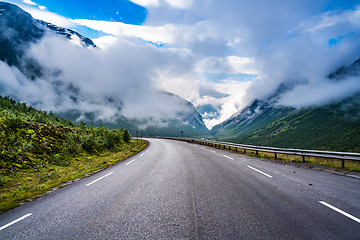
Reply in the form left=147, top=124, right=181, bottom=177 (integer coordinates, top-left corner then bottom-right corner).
left=18, top=4, right=74, bottom=28
left=302, top=6, right=360, bottom=33
left=92, top=35, right=118, bottom=49
left=163, top=0, right=193, bottom=9
left=129, top=0, right=192, bottom=9
left=21, top=35, right=197, bottom=122
left=196, top=56, right=258, bottom=75
left=38, top=5, right=47, bottom=11
left=22, top=0, right=36, bottom=6
left=278, top=77, right=360, bottom=108
left=73, top=19, right=175, bottom=44
left=128, top=0, right=160, bottom=7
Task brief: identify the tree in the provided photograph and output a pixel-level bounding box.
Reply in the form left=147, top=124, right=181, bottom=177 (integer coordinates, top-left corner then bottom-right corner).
left=123, top=129, right=131, bottom=143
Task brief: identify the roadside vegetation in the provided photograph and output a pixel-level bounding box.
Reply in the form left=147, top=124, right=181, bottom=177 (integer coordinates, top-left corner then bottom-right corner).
left=231, top=148, right=360, bottom=172
left=0, top=96, right=147, bottom=213
left=219, top=145, right=360, bottom=172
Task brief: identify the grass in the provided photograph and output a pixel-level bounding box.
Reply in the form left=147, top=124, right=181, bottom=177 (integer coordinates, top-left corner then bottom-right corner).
left=0, top=139, right=147, bottom=213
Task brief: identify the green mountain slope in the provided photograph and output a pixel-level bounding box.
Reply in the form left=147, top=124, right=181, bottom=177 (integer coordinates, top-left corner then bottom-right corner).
left=224, top=94, right=360, bottom=152
left=211, top=58, right=360, bottom=152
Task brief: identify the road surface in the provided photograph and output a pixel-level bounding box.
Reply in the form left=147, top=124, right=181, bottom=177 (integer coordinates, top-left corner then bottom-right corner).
left=1, top=138, right=359, bottom=239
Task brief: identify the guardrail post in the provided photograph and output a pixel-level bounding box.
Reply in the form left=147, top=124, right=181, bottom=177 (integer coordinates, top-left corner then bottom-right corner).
left=256, top=150, right=258, bottom=155
left=302, top=155, right=305, bottom=163
left=341, top=159, right=345, bottom=168
left=274, top=153, right=278, bottom=159
left=244, top=149, right=246, bottom=154
left=235, top=147, right=237, bottom=152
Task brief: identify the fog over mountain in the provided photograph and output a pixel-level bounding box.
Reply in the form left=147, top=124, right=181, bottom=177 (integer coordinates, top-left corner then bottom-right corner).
left=2, top=0, right=360, bottom=130
left=0, top=1, right=208, bottom=135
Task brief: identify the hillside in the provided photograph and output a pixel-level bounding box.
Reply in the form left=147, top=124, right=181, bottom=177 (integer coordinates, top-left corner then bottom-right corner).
left=211, top=58, right=360, bottom=152
left=0, top=96, right=132, bottom=175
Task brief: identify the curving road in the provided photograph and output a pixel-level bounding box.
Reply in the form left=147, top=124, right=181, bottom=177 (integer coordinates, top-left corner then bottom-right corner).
left=0, top=138, right=359, bottom=239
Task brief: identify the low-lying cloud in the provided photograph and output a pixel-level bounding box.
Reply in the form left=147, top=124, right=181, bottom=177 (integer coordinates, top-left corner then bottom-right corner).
left=0, top=30, right=198, bottom=125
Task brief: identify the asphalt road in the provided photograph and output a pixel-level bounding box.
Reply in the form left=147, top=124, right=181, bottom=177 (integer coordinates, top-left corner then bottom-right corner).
left=1, top=138, right=359, bottom=239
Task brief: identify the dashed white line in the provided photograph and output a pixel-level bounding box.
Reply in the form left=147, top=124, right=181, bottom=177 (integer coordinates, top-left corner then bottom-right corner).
left=140, top=153, right=144, bottom=157
left=319, top=201, right=360, bottom=224
left=247, top=166, right=273, bottom=178
left=86, top=172, right=113, bottom=186
left=0, top=213, right=32, bottom=231
left=223, top=155, right=234, bottom=160
left=126, top=159, right=136, bottom=166
left=210, top=150, right=216, bottom=153
left=146, top=149, right=149, bottom=153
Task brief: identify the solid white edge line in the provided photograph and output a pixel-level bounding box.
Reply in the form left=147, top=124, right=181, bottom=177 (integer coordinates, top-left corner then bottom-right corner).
left=0, top=213, right=32, bottom=231
left=210, top=150, right=216, bottom=153
left=86, top=172, right=113, bottom=186
left=140, top=153, right=144, bottom=157
left=247, top=166, right=273, bottom=178
left=223, top=155, right=234, bottom=160
left=319, top=201, right=360, bottom=224
left=126, top=159, right=136, bottom=166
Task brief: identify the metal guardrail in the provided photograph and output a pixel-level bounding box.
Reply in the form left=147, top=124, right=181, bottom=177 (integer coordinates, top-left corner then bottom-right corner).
left=164, top=137, right=360, bottom=168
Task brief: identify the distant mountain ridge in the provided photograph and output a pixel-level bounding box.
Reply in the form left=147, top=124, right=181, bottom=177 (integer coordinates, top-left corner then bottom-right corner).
left=211, top=58, right=360, bottom=152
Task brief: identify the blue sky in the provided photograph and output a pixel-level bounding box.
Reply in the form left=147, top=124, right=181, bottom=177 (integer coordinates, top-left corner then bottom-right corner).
left=32, top=0, right=147, bottom=24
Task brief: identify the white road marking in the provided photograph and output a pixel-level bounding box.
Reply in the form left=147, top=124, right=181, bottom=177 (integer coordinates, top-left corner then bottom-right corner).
left=140, top=153, right=144, bottom=157
left=247, top=166, right=273, bottom=178
left=0, top=213, right=32, bottom=231
left=126, top=159, right=136, bottom=166
left=86, top=172, right=113, bottom=186
left=319, top=201, right=360, bottom=224
left=210, top=150, right=216, bottom=153
left=146, top=149, right=149, bottom=153
left=223, top=155, right=234, bottom=160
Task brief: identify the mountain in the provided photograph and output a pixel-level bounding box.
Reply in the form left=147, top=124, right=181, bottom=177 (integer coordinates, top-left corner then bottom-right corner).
left=131, top=92, right=208, bottom=137
left=211, top=58, right=360, bottom=152
left=0, top=1, right=208, bottom=137
left=59, top=92, right=209, bottom=137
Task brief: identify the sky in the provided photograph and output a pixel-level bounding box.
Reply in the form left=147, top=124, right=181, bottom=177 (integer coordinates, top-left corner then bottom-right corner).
left=3, top=0, right=360, bottom=129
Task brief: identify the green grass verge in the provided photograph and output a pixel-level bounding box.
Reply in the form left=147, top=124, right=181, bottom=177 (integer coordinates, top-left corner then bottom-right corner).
left=0, top=139, right=147, bottom=213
